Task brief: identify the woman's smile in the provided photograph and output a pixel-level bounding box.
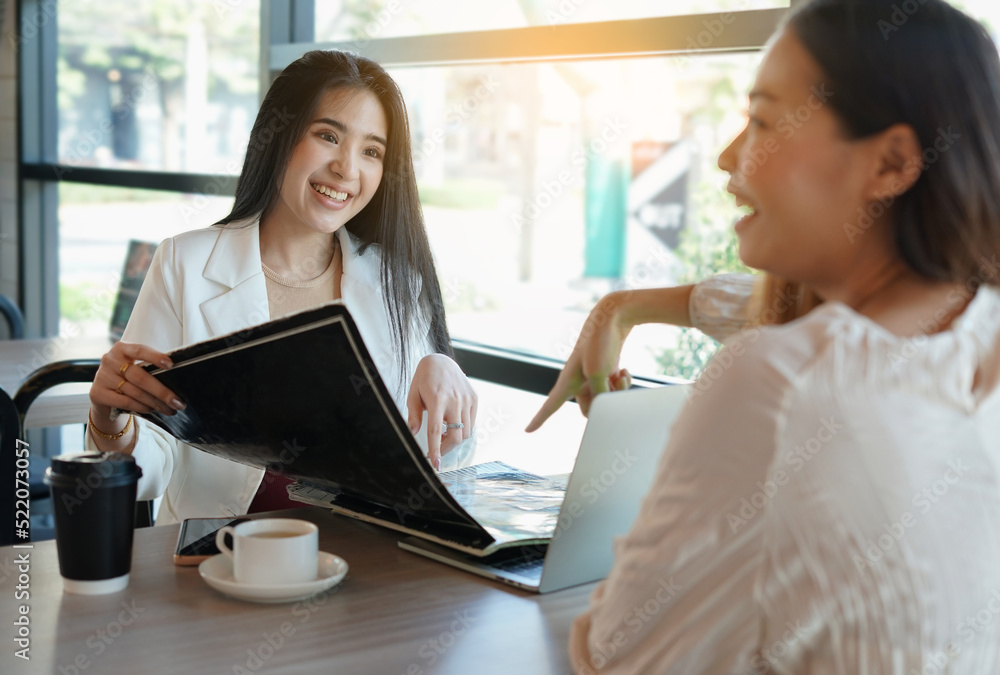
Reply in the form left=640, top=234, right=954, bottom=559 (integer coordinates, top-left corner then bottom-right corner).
left=309, top=182, right=350, bottom=204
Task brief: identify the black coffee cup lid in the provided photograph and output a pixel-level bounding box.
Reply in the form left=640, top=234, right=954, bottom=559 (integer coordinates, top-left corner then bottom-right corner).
left=44, top=451, right=142, bottom=489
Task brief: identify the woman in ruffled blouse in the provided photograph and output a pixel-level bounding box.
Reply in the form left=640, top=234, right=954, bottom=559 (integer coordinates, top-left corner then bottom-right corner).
left=529, top=0, right=1000, bottom=672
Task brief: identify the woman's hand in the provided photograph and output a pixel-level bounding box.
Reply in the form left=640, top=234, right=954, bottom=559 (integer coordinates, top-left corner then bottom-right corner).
left=526, top=292, right=634, bottom=432
left=88, top=342, right=186, bottom=451
left=406, top=354, right=478, bottom=470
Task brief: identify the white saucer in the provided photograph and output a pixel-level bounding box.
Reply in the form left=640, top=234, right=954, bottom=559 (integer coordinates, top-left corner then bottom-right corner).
left=198, top=552, right=348, bottom=604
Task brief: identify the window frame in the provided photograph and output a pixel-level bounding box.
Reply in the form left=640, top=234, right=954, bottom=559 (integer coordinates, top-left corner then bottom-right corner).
left=272, top=8, right=788, bottom=68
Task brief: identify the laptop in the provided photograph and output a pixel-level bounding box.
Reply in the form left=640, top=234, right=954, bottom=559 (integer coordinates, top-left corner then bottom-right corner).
left=398, top=384, right=690, bottom=593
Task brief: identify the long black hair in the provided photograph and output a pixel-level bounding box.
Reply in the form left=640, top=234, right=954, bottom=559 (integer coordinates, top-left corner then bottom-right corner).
left=786, top=0, right=1000, bottom=286
left=217, top=50, right=453, bottom=381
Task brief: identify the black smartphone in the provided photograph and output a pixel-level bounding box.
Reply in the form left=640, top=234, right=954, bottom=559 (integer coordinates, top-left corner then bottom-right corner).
left=173, top=516, right=250, bottom=566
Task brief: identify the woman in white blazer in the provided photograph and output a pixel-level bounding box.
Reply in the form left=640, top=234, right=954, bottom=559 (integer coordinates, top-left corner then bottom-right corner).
left=85, top=51, right=477, bottom=525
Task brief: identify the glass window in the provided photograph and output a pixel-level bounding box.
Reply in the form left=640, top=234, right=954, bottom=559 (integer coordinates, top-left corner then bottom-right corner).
left=315, top=1, right=789, bottom=42
left=951, top=0, right=1000, bottom=34
left=398, top=53, right=759, bottom=381
left=57, top=0, right=260, bottom=173
left=58, top=184, right=234, bottom=338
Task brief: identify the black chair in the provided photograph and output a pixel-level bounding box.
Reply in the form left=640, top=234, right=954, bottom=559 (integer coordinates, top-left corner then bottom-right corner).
left=0, top=294, right=24, bottom=339
left=15, top=359, right=101, bottom=498
left=13, top=359, right=101, bottom=430
left=14, top=359, right=154, bottom=530
left=0, top=386, right=23, bottom=547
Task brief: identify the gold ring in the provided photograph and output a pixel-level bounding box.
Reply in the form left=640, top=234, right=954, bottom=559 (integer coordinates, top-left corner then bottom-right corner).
left=115, top=378, right=126, bottom=395
left=120, top=362, right=131, bottom=375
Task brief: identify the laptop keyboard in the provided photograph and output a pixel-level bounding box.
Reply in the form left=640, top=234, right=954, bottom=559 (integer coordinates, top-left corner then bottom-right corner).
left=481, top=544, right=548, bottom=575
left=492, top=556, right=544, bottom=575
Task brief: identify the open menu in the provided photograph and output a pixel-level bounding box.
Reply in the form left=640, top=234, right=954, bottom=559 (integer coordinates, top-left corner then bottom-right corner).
left=289, top=461, right=567, bottom=555
left=138, top=302, right=566, bottom=557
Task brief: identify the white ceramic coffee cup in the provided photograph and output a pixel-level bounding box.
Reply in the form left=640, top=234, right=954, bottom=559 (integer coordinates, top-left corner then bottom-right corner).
left=215, top=518, right=319, bottom=585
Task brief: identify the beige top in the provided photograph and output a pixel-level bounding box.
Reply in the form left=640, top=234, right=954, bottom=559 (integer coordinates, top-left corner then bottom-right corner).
left=262, top=252, right=338, bottom=318
left=570, top=279, right=1000, bottom=674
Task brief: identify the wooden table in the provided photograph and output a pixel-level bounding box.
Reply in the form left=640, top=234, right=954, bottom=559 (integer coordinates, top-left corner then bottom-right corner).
left=0, top=507, right=593, bottom=674
left=0, top=337, right=110, bottom=428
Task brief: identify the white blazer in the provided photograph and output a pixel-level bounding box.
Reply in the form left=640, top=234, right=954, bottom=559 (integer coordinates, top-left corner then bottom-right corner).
left=86, top=221, right=474, bottom=525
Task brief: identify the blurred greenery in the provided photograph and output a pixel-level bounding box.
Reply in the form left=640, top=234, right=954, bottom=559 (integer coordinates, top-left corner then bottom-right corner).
left=60, top=0, right=258, bottom=93
left=58, top=0, right=259, bottom=170
left=650, top=68, right=753, bottom=380
left=59, top=182, right=181, bottom=205
left=59, top=282, right=110, bottom=323
left=653, top=179, right=751, bottom=379
left=418, top=178, right=505, bottom=210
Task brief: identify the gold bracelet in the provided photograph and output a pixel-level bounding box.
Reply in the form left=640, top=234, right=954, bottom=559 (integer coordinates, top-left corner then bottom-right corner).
left=88, top=409, right=134, bottom=441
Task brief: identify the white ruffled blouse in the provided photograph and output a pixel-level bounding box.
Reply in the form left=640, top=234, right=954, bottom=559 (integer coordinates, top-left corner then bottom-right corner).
left=570, top=274, right=1000, bottom=674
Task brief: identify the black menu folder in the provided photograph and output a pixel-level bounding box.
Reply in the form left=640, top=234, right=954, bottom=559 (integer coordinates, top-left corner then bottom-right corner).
left=138, top=302, right=565, bottom=557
